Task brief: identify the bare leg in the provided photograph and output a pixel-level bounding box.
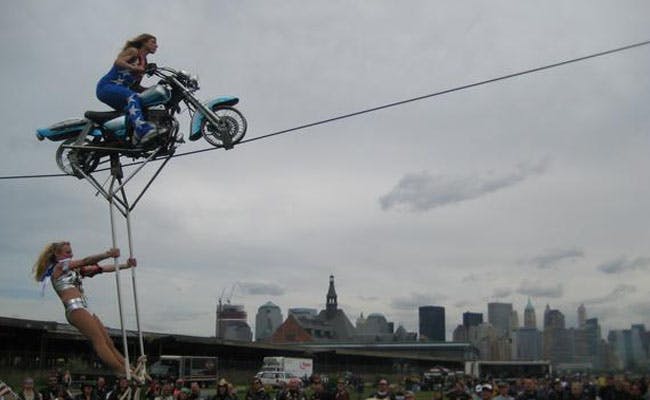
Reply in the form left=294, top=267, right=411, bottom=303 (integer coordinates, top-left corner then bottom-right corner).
left=93, top=314, right=127, bottom=367
left=67, top=309, right=127, bottom=374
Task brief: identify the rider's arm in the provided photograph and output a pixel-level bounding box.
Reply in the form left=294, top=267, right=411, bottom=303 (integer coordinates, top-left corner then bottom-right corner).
left=114, top=47, right=144, bottom=73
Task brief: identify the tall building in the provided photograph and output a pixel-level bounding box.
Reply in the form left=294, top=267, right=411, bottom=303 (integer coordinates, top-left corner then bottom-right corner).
left=463, top=312, right=483, bottom=328
left=419, top=306, right=445, bottom=341
left=578, top=304, right=587, bottom=328
left=255, top=301, right=283, bottom=342
left=488, top=302, right=513, bottom=338
left=542, top=306, right=570, bottom=364
left=524, top=298, right=537, bottom=329
left=511, top=310, right=520, bottom=331
left=216, top=301, right=252, bottom=341
left=515, top=327, right=542, bottom=361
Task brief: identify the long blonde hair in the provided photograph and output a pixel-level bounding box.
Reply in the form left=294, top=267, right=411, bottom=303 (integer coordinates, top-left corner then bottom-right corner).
left=122, top=33, right=156, bottom=51
left=33, top=241, right=69, bottom=282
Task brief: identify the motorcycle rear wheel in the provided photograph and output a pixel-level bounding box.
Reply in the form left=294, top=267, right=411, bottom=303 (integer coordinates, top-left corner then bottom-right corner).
left=55, top=137, right=101, bottom=176
left=200, top=106, right=247, bottom=147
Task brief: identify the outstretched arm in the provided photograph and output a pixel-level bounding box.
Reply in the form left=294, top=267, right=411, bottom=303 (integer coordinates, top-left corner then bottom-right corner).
left=80, top=258, right=137, bottom=278
left=99, top=257, right=137, bottom=273
left=70, top=248, right=120, bottom=269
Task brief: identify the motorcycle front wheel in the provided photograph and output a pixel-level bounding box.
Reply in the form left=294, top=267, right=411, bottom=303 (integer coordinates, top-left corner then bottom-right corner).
left=55, top=137, right=101, bottom=176
left=200, top=106, right=247, bottom=148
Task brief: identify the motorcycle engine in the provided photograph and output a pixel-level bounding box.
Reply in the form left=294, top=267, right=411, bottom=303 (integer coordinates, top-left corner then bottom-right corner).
left=147, top=109, right=178, bottom=138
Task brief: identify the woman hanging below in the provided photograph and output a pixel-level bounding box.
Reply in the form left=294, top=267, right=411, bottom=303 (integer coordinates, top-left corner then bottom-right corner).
left=33, top=241, right=144, bottom=380
left=96, top=33, right=159, bottom=145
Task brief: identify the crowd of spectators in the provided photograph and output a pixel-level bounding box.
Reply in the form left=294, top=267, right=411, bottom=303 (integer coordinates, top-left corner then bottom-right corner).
left=7, top=370, right=650, bottom=400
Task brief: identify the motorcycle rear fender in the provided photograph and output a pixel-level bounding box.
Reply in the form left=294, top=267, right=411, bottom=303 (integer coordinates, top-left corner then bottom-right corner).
left=189, top=96, right=239, bottom=141
left=36, top=118, right=101, bottom=141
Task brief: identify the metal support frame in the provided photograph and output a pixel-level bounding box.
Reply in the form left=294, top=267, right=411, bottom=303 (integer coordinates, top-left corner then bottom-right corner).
left=72, top=146, right=174, bottom=382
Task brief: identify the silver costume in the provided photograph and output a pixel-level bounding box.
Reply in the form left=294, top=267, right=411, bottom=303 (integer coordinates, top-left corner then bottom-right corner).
left=49, top=258, right=90, bottom=319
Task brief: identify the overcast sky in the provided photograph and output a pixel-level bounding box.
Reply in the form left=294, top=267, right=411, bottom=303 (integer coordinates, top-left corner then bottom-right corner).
left=1, top=1, right=649, bottom=341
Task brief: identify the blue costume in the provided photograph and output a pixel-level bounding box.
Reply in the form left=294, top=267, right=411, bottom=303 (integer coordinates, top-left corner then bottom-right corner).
left=96, top=59, right=155, bottom=140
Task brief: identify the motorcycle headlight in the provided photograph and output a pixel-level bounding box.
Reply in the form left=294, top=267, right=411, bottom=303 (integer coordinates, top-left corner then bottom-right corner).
left=189, top=75, right=200, bottom=90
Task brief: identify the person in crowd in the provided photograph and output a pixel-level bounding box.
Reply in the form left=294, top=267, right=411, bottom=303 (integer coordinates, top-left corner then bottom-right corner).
left=628, top=381, right=645, bottom=400
left=227, top=383, right=238, bottom=400
left=212, top=380, right=232, bottom=400
left=598, top=375, right=622, bottom=400
left=154, top=383, right=173, bottom=400
left=178, top=388, right=191, bottom=400
left=479, top=385, right=494, bottom=400
left=18, top=378, right=42, bottom=400
left=144, top=381, right=161, bottom=400
left=446, top=381, right=472, bottom=400
left=369, top=379, right=394, bottom=400
left=61, top=372, right=73, bottom=390
left=333, top=379, right=349, bottom=400
left=33, top=242, right=139, bottom=378
left=308, top=382, right=331, bottom=400
left=40, top=375, right=62, bottom=400
left=107, top=378, right=131, bottom=400
left=96, top=33, right=160, bottom=145
left=173, top=380, right=186, bottom=398
left=545, top=379, right=565, bottom=400
left=276, top=378, right=304, bottom=400
left=515, top=378, right=544, bottom=400
left=493, top=382, right=514, bottom=400
left=243, top=378, right=269, bottom=400
left=564, top=382, right=590, bottom=400
left=75, top=383, right=96, bottom=400
left=188, top=383, right=203, bottom=400
left=94, top=378, right=109, bottom=400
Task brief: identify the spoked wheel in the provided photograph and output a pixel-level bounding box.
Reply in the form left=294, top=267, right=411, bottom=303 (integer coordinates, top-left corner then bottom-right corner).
left=200, top=106, right=247, bottom=147
left=55, top=137, right=101, bottom=176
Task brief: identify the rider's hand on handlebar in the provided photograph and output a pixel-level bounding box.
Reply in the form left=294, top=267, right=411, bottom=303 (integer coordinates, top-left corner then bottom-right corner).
left=145, top=63, right=157, bottom=76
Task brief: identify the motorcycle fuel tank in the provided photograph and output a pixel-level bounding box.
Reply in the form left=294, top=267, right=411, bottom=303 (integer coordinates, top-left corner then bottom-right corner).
left=140, top=84, right=172, bottom=107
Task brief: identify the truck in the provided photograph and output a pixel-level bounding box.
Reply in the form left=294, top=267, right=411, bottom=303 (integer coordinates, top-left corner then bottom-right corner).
left=149, top=355, right=218, bottom=385
left=256, top=357, right=313, bottom=383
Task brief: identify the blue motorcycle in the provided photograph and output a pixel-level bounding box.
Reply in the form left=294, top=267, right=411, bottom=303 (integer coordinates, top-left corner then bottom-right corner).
left=36, top=64, right=247, bottom=176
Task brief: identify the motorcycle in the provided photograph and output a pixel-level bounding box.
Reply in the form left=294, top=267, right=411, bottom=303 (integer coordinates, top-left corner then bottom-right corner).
left=36, top=64, right=247, bottom=177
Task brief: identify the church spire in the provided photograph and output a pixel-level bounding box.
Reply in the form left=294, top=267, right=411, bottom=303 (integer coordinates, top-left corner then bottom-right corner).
left=326, top=275, right=338, bottom=318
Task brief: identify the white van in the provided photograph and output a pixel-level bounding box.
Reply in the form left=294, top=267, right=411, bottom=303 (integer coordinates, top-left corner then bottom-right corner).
left=257, top=371, right=299, bottom=387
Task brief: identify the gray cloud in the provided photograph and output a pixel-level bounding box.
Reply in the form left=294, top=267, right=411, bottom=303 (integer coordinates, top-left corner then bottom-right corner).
left=517, top=280, right=563, bottom=298
left=379, top=160, right=548, bottom=212
left=528, top=248, right=584, bottom=269
left=238, top=282, right=285, bottom=296
left=493, top=288, right=513, bottom=298
left=597, top=256, right=650, bottom=274
left=584, top=284, right=637, bottom=305
left=391, top=292, right=447, bottom=311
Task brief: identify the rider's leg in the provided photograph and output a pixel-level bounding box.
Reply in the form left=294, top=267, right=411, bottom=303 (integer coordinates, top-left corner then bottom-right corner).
left=125, top=94, right=157, bottom=141
left=97, top=84, right=157, bottom=144
left=67, top=308, right=128, bottom=374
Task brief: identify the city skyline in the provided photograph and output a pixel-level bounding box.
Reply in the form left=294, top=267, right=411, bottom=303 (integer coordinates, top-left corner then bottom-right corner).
left=1, top=1, right=648, bottom=343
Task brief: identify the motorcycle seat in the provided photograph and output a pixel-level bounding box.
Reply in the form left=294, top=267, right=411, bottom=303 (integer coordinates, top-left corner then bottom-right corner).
left=84, top=110, right=124, bottom=124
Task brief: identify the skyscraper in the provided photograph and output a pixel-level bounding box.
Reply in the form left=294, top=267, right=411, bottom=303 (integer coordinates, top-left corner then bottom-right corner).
left=463, top=312, right=483, bottom=328
left=488, top=302, right=513, bottom=338
left=577, top=304, right=586, bottom=328
left=419, top=306, right=445, bottom=341
left=524, top=298, right=537, bottom=329
left=255, top=301, right=283, bottom=341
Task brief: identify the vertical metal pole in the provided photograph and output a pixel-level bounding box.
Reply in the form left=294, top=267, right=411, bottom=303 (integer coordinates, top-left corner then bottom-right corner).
left=109, top=177, right=131, bottom=380
left=124, top=204, right=145, bottom=357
